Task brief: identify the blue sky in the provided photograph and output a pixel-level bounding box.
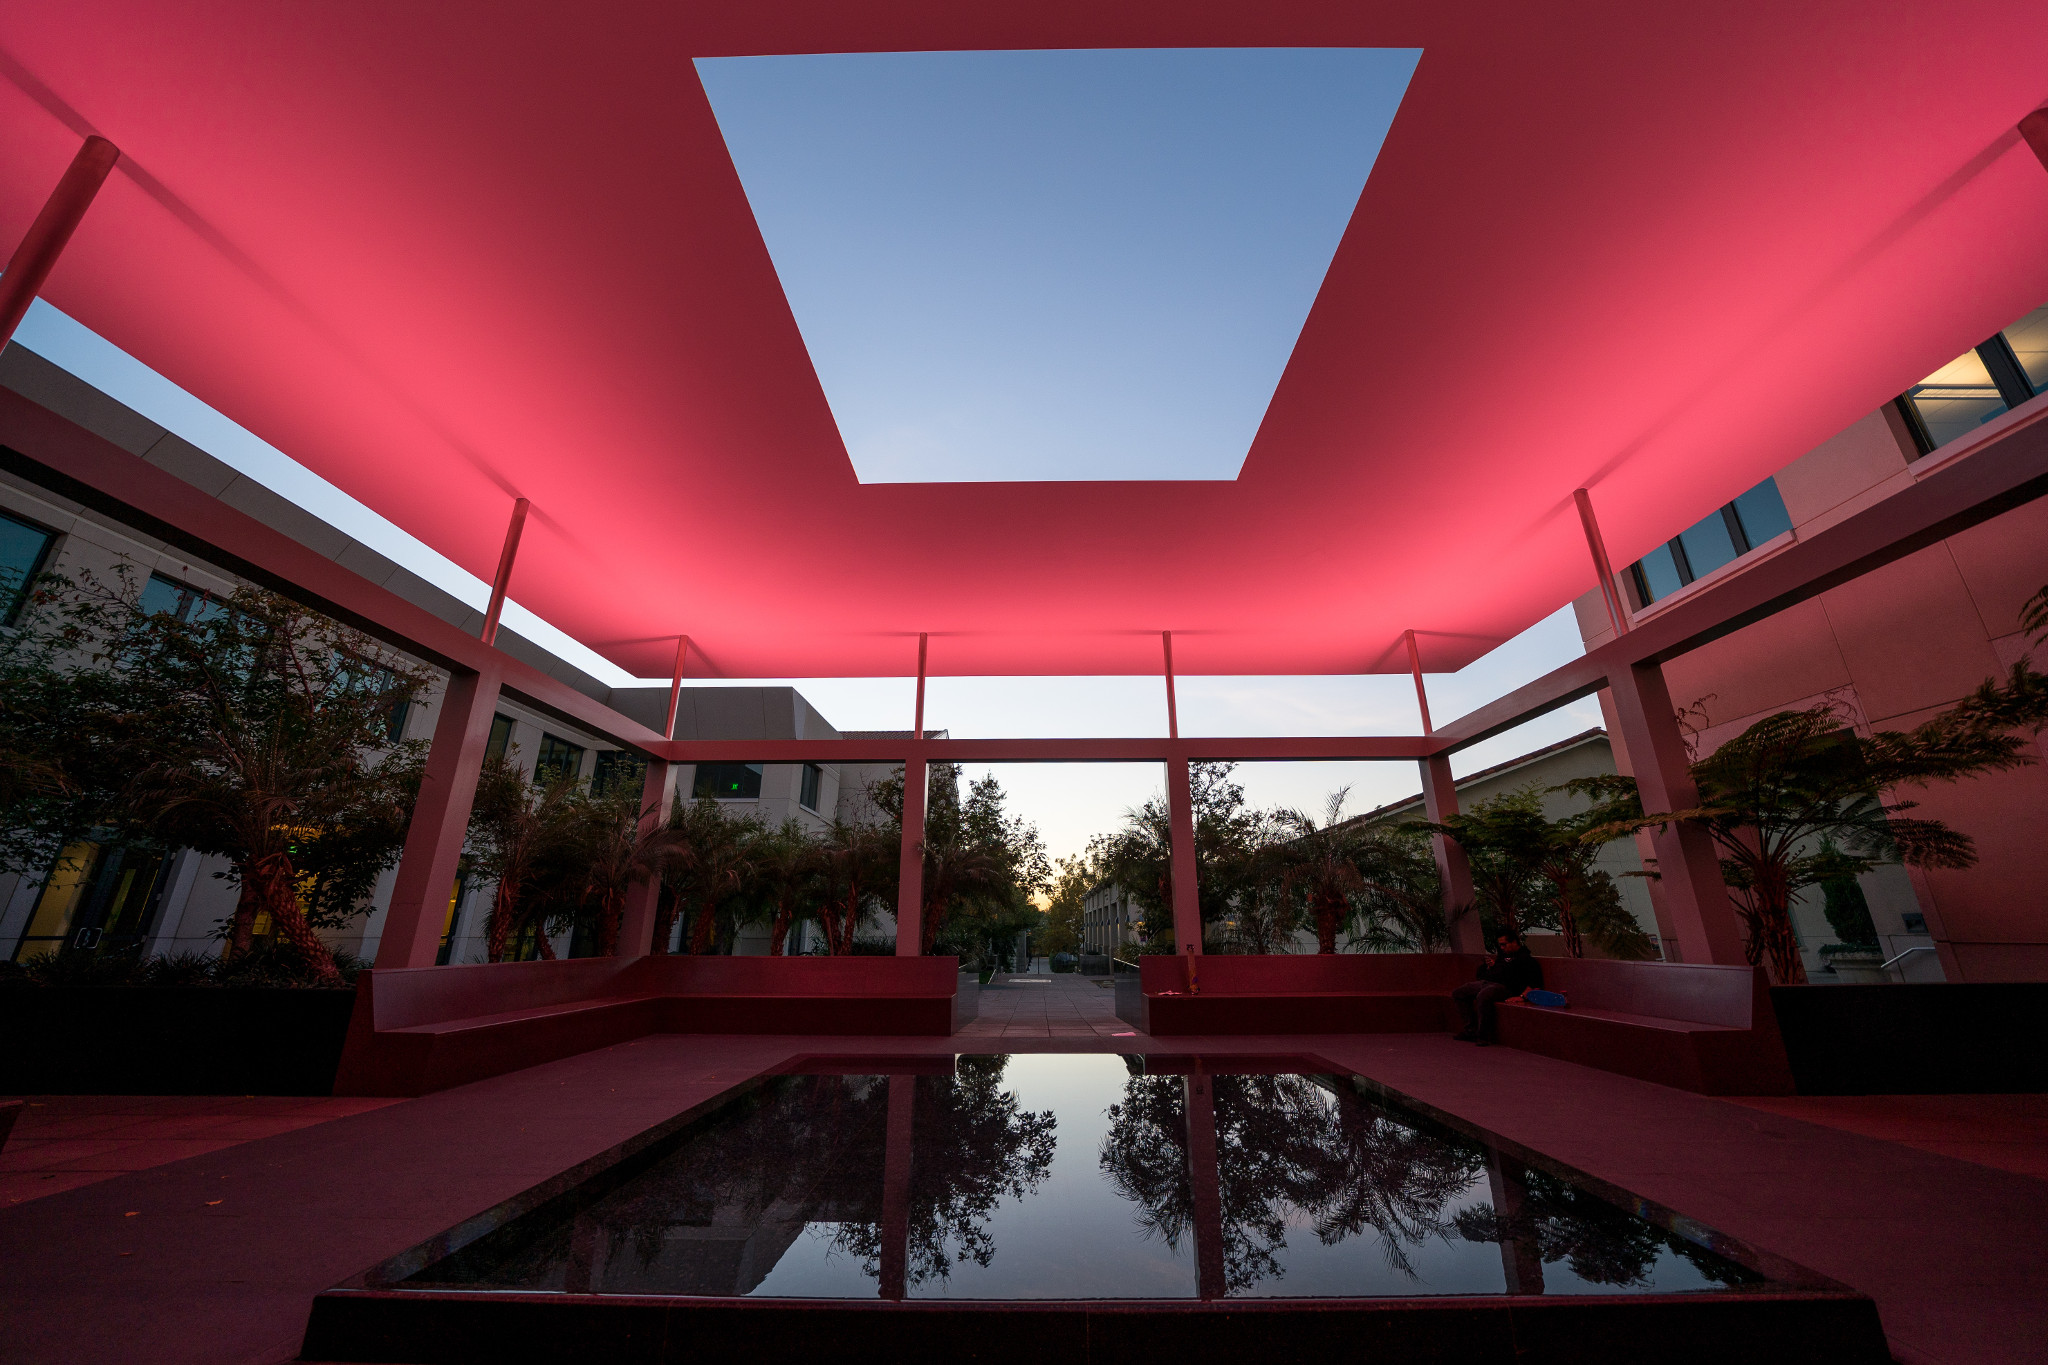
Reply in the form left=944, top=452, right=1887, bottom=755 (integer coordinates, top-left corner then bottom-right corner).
left=696, top=48, right=1420, bottom=482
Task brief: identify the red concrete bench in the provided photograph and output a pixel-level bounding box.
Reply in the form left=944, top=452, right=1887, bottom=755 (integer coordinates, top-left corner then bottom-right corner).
left=1117, top=953, right=1480, bottom=1036
left=1115, top=952, right=1794, bottom=1096
left=1493, top=958, right=1793, bottom=1095
left=332, top=955, right=971, bottom=1097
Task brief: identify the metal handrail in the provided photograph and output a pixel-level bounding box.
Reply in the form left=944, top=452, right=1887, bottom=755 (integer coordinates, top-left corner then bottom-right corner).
left=1879, top=945, right=1937, bottom=971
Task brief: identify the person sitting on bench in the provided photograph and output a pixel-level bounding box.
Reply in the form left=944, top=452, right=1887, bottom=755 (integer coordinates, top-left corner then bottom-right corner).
left=1452, top=931, right=1543, bottom=1046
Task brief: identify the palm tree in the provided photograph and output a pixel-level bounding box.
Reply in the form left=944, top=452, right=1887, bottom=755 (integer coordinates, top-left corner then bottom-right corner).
left=747, top=818, right=828, bottom=955
left=660, top=797, right=762, bottom=954
left=1576, top=687, right=2046, bottom=983
left=466, top=754, right=584, bottom=961
left=1271, top=790, right=1442, bottom=954
left=1413, top=787, right=1653, bottom=959
left=816, top=818, right=897, bottom=954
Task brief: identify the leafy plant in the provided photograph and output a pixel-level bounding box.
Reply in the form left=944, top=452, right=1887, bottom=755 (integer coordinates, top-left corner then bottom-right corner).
left=1412, top=786, right=1654, bottom=959
left=0, top=570, right=426, bottom=983
left=1575, top=684, right=2048, bottom=983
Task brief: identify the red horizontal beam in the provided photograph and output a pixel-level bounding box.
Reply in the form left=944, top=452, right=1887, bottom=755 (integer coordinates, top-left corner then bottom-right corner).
left=1436, top=394, right=2048, bottom=752
left=0, top=387, right=669, bottom=753
left=660, top=735, right=1441, bottom=765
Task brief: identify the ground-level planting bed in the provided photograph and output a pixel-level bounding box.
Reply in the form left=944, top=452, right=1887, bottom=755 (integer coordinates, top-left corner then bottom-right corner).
left=303, top=1053, right=1886, bottom=1364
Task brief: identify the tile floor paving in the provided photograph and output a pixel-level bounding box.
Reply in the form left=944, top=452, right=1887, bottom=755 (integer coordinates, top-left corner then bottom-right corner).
left=957, top=968, right=1136, bottom=1039
left=0, top=1021, right=2042, bottom=1365
left=0, top=1095, right=406, bottom=1208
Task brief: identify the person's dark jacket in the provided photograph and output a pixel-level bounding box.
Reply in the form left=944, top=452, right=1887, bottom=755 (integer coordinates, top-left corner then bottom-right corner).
left=1477, top=947, right=1544, bottom=994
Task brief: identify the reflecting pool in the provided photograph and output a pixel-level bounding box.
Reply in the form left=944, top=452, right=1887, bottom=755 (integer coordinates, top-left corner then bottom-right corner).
left=396, top=1054, right=1762, bottom=1302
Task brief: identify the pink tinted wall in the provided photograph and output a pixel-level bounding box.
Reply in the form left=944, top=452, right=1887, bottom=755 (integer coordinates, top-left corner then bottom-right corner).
left=1575, top=406, right=2048, bottom=982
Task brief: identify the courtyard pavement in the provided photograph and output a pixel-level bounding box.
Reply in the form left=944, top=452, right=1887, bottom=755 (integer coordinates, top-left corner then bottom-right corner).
left=1, top=1018, right=2042, bottom=1365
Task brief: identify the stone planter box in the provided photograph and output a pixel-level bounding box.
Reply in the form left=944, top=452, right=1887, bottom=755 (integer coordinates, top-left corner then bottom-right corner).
left=0, top=985, right=357, bottom=1095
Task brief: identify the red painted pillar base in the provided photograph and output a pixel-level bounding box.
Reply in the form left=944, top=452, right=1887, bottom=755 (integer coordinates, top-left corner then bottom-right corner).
left=377, top=667, right=501, bottom=968
left=1606, top=659, right=1747, bottom=965
left=1418, top=754, right=1485, bottom=952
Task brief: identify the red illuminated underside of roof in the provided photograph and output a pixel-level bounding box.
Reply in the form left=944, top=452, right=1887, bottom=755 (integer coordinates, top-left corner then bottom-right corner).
left=3, top=3, right=2046, bottom=678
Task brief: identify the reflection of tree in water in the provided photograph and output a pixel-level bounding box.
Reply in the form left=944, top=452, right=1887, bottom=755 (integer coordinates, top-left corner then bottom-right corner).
left=1098, top=1071, right=1484, bottom=1292
left=1452, top=1168, right=1752, bottom=1288
left=603, top=1070, right=894, bottom=1287
left=449, top=1061, right=1055, bottom=1295
left=833, top=1055, right=1059, bottom=1286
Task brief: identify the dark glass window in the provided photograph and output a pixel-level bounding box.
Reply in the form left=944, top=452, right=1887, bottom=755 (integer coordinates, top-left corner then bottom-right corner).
left=1730, top=479, right=1793, bottom=547
left=694, top=762, right=763, bottom=800
left=0, top=510, right=56, bottom=627
left=1634, top=543, right=1685, bottom=604
left=535, top=733, right=585, bottom=784
left=592, top=750, right=648, bottom=798
left=1628, top=478, right=1792, bottom=607
left=1676, top=510, right=1740, bottom=582
left=486, top=714, right=516, bottom=762
left=799, top=763, right=823, bottom=811
left=13, top=839, right=169, bottom=961
left=140, top=572, right=230, bottom=624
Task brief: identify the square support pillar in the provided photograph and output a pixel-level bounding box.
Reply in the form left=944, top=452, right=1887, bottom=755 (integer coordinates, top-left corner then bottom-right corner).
left=378, top=667, right=501, bottom=965
left=1166, top=755, right=1202, bottom=955
left=895, top=752, right=927, bottom=956
left=1605, top=658, right=1747, bottom=965
left=1418, top=754, right=1485, bottom=953
left=376, top=667, right=502, bottom=969
left=617, top=758, right=675, bottom=958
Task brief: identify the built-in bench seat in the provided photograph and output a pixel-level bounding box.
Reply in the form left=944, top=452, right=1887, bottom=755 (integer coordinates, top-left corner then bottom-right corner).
left=1494, top=958, right=1793, bottom=1094
left=1116, top=952, right=1794, bottom=1095
left=1118, top=954, right=1477, bottom=1036
left=333, top=955, right=974, bottom=1097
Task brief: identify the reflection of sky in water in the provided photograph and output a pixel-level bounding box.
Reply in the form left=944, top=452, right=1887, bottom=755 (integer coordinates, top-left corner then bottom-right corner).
left=914, top=1053, right=1192, bottom=1299
left=406, top=1057, right=1756, bottom=1302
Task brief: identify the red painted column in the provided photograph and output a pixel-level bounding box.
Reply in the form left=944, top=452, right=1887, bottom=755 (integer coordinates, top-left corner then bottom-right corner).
left=1183, top=1072, right=1227, bottom=1300
left=617, top=756, right=674, bottom=957
left=1407, top=631, right=1482, bottom=952
left=1605, top=658, right=1746, bottom=964
left=878, top=1073, right=915, bottom=1300
left=2020, top=107, right=2048, bottom=173
left=1419, top=754, right=1485, bottom=953
left=0, top=137, right=120, bottom=350
left=1163, top=633, right=1202, bottom=956
left=479, top=498, right=529, bottom=646
left=376, top=666, right=503, bottom=968
left=895, top=634, right=928, bottom=956
left=1574, top=488, right=1632, bottom=638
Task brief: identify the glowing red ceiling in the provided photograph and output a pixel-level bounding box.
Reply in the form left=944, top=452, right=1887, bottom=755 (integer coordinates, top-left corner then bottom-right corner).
left=3, top=4, right=2046, bottom=679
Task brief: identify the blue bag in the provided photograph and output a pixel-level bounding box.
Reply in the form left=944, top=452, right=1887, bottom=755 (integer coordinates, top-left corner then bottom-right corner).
left=1524, top=988, right=1569, bottom=1009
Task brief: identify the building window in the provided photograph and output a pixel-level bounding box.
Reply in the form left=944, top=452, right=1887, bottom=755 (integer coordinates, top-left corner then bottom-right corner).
left=591, top=750, right=648, bottom=798
left=694, top=762, right=763, bottom=800
left=486, top=714, right=516, bottom=762
left=535, top=733, right=585, bottom=784
left=1627, top=478, right=1794, bottom=607
left=12, top=840, right=169, bottom=961
left=799, top=763, right=824, bottom=811
left=1894, top=304, right=2044, bottom=456
left=0, top=510, right=56, bottom=628
left=435, top=871, right=469, bottom=966
left=139, top=571, right=230, bottom=624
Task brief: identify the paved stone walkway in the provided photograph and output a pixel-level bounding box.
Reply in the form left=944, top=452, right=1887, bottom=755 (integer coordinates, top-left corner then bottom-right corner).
left=956, top=969, right=1133, bottom=1040
left=0, top=1095, right=404, bottom=1208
